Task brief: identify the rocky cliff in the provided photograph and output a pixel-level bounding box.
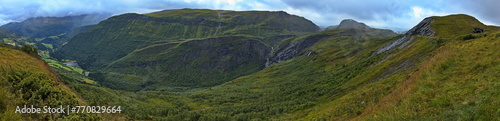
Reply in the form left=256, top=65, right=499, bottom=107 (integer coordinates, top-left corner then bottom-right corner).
left=405, top=18, right=435, bottom=36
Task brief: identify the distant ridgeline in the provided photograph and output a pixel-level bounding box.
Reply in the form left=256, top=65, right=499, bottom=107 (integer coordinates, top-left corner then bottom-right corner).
left=0, top=14, right=110, bottom=51
left=1, top=14, right=110, bottom=39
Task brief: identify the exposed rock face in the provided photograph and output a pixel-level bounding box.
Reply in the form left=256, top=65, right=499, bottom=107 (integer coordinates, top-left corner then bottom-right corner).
left=376, top=36, right=414, bottom=54
left=377, top=17, right=436, bottom=54
left=405, top=18, right=435, bottom=36
left=473, top=27, right=486, bottom=33
left=325, top=19, right=370, bottom=30
left=266, top=35, right=327, bottom=66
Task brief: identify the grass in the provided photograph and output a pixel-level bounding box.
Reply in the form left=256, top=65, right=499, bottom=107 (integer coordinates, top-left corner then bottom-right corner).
left=0, top=45, right=100, bottom=120
left=43, top=58, right=83, bottom=74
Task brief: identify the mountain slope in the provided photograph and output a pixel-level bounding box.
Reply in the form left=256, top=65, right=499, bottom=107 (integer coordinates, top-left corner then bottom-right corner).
left=269, top=14, right=499, bottom=120
left=1, top=14, right=110, bottom=39
left=0, top=45, right=99, bottom=120
left=96, top=35, right=271, bottom=91
left=268, top=27, right=396, bottom=65
left=38, top=25, right=96, bottom=51
left=0, top=28, right=50, bottom=52
left=0, top=28, right=34, bottom=46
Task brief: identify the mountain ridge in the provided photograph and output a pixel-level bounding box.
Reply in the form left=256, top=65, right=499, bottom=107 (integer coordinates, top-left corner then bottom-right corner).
left=1, top=10, right=498, bottom=120
left=325, top=19, right=371, bottom=30
left=1, top=14, right=110, bottom=39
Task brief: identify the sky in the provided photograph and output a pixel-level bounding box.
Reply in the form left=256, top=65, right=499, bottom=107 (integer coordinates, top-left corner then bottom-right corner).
left=1, top=0, right=499, bottom=31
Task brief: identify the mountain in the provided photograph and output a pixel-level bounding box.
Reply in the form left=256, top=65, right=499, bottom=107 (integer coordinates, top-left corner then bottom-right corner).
left=18, top=10, right=497, bottom=120
left=54, top=9, right=319, bottom=91
left=0, top=28, right=33, bottom=46
left=407, top=14, right=499, bottom=38
left=38, top=25, right=96, bottom=51
left=267, top=27, right=396, bottom=65
left=325, top=19, right=371, bottom=30
left=1, top=14, right=110, bottom=39
left=0, top=45, right=100, bottom=120
left=0, top=28, right=51, bottom=51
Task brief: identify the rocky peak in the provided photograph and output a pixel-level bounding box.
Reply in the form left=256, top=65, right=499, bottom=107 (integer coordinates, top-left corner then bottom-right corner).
left=325, top=19, right=370, bottom=30
left=405, top=18, right=435, bottom=36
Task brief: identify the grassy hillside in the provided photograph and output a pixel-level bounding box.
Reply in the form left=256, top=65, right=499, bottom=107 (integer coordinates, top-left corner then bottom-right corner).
left=54, top=27, right=399, bottom=120
left=0, top=45, right=99, bottom=120
left=353, top=28, right=499, bottom=121
left=429, top=14, right=500, bottom=38
left=170, top=15, right=498, bottom=120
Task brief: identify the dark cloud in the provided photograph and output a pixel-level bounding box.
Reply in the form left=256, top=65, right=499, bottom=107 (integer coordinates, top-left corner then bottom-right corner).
left=281, top=0, right=407, bottom=20
left=0, top=0, right=498, bottom=31
left=0, top=0, right=207, bottom=25
left=459, top=0, right=500, bottom=25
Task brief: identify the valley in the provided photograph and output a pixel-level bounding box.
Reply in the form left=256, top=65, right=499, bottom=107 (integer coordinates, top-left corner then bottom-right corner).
left=0, top=9, right=498, bottom=120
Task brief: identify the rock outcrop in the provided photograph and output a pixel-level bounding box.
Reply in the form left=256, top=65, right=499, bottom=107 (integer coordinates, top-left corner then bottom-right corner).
left=377, top=17, right=436, bottom=54
left=473, top=27, right=486, bottom=33
left=405, top=18, right=435, bottom=36
left=266, top=35, right=327, bottom=66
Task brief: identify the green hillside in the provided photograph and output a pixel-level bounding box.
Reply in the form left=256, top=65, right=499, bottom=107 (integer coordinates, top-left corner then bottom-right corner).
left=429, top=14, right=500, bottom=38
left=0, top=28, right=35, bottom=47
left=97, top=35, right=271, bottom=91
left=0, top=45, right=99, bottom=120
left=0, top=28, right=50, bottom=52
left=58, top=26, right=400, bottom=120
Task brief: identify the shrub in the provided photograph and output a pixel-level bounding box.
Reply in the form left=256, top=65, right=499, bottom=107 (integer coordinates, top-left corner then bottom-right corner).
left=20, top=45, right=39, bottom=58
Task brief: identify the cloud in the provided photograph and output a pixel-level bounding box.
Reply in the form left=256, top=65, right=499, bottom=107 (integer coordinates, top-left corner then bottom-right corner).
left=456, top=0, right=500, bottom=26
left=0, top=0, right=499, bottom=31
